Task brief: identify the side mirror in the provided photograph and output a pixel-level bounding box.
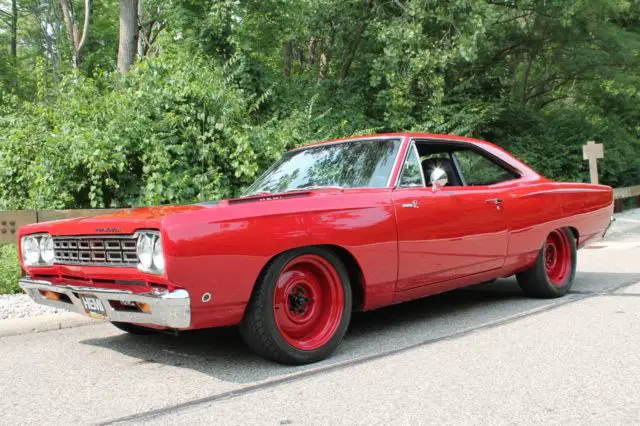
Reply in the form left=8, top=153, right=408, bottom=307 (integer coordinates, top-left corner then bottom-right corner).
left=430, top=168, right=448, bottom=192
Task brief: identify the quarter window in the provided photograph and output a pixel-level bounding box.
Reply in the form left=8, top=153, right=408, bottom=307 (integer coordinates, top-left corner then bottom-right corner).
left=453, top=150, right=517, bottom=186
left=399, top=145, right=424, bottom=187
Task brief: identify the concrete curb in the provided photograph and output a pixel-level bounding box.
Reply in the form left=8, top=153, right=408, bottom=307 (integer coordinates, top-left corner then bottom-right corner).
left=0, top=312, right=103, bottom=338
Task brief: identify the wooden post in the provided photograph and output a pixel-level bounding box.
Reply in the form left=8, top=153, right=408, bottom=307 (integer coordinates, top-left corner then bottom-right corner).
left=582, top=141, right=604, bottom=185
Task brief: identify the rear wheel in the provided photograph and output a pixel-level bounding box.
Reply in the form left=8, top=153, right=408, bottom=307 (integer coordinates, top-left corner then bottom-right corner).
left=517, top=228, right=576, bottom=298
left=239, top=247, right=352, bottom=365
left=111, top=322, right=154, bottom=335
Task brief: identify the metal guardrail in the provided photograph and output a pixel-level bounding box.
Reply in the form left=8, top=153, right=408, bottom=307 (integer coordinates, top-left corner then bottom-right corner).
left=613, top=185, right=640, bottom=200
left=1, top=184, right=639, bottom=244
left=613, top=185, right=640, bottom=213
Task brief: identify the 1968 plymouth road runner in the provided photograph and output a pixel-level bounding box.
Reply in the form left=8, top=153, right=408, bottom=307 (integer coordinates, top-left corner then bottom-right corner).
left=18, top=133, right=614, bottom=364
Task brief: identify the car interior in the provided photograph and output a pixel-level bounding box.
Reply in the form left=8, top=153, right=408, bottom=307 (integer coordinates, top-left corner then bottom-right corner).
left=408, top=141, right=519, bottom=188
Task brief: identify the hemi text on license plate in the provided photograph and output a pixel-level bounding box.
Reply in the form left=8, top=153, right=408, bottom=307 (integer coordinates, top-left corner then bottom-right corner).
left=80, top=295, right=106, bottom=317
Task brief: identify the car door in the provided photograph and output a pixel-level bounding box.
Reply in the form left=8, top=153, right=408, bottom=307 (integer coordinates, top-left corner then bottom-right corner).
left=392, top=142, right=511, bottom=292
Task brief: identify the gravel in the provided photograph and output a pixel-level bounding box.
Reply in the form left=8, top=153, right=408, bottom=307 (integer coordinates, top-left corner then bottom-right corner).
left=0, top=294, right=65, bottom=320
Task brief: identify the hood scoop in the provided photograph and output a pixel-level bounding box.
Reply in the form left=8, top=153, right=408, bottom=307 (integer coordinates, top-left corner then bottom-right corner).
left=229, top=191, right=311, bottom=205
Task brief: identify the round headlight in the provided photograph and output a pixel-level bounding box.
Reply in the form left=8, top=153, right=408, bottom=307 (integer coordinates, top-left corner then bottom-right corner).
left=22, top=236, right=41, bottom=266
left=152, top=238, right=165, bottom=272
left=40, top=235, right=55, bottom=265
left=137, top=234, right=154, bottom=269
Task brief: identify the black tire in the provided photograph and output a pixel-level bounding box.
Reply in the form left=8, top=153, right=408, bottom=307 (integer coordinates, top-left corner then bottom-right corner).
left=517, top=228, right=577, bottom=298
left=111, top=321, right=154, bottom=335
left=239, top=247, right=352, bottom=365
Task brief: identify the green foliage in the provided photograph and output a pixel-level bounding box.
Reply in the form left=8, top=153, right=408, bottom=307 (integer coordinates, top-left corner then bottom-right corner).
left=1, top=0, right=639, bottom=211
left=0, top=245, right=21, bottom=295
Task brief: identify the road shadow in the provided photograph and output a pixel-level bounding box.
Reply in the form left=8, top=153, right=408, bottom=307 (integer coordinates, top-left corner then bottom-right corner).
left=80, top=271, right=640, bottom=385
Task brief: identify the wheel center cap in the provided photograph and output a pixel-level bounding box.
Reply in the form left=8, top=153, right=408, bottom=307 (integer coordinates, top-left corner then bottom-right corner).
left=288, top=288, right=310, bottom=315
left=545, top=245, right=556, bottom=269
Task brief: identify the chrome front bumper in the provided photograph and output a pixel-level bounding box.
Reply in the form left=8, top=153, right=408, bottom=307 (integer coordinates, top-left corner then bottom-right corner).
left=19, top=278, right=191, bottom=328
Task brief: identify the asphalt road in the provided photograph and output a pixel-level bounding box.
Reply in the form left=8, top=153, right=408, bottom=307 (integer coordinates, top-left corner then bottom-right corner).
left=1, top=211, right=640, bottom=425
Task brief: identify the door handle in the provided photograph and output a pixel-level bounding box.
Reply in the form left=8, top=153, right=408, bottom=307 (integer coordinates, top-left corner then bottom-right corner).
left=485, top=198, right=503, bottom=209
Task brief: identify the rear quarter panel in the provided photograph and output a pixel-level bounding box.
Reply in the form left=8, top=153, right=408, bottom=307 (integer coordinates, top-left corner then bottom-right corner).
left=504, top=181, right=613, bottom=274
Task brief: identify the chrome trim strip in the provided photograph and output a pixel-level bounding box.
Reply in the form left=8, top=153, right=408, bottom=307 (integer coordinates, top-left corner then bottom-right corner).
left=19, top=278, right=191, bottom=328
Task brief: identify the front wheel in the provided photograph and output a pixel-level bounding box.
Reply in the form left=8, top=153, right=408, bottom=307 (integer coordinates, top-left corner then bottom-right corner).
left=239, top=247, right=352, bottom=365
left=517, top=228, right=577, bottom=298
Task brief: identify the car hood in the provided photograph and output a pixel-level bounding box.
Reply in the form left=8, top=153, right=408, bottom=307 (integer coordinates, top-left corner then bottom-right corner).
left=19, top=205, right=208, bottom=236
left=19, top=188, right=385, bottom=237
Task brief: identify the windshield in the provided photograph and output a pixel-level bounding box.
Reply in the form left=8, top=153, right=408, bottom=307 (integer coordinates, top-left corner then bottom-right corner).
left=244, top=139, right=401, bottom=195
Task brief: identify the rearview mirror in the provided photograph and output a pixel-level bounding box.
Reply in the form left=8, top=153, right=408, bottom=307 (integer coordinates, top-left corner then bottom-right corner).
left=430, top=168, right=448, bottom=192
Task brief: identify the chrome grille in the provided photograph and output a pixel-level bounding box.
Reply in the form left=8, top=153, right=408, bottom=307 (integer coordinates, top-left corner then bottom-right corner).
left=53, top=235, right=138, bottom=267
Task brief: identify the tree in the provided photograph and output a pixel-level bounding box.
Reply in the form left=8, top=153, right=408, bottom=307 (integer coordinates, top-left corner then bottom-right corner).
left=2, top=0, right=640, bottom=211
left=9, top=0, right=16, bottom=58
left=0, top=0, right=17, bottom=59
left=59, top=0, right=91, bottom=67
left=117, top=0, right=138, bottom=74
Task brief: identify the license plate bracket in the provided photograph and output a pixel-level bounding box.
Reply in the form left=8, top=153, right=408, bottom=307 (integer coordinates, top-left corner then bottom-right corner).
left=80, top=294, right=107, bottom=318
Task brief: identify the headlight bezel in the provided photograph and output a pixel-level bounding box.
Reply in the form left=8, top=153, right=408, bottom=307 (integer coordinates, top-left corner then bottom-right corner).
left=20, top=233, right=54, bottom=267
left=135, top=230, right=165, bottom=275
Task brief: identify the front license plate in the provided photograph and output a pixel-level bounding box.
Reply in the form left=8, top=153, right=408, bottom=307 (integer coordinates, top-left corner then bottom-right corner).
left=80, top=295, right=107, bottom=318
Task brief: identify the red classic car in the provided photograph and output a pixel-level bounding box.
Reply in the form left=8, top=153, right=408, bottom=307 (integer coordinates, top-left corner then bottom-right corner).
left=18, top=133, right=614, bottom=364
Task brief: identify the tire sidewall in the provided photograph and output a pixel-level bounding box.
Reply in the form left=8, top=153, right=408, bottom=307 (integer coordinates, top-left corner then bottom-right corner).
left=259, top=247, right=352, bottom=364
left=539, top=228, right=577, bottom=296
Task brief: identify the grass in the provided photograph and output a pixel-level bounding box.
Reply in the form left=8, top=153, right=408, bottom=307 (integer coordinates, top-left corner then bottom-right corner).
left=0, top=244, right=21, bottom=295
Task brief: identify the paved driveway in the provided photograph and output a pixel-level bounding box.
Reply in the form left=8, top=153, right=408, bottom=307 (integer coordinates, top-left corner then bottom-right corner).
left=1, top=210, right=639, bottom=425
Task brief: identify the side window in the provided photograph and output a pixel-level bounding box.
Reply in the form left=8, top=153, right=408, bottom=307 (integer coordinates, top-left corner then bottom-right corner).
left=399, top=145, right=424, bottom=187
left=453, top=150, right=517, bottom=186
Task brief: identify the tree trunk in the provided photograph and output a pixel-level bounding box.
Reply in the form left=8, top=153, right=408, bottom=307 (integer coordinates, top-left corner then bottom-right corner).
left=136, top=0, right=144, bottom=57
left=58, top=0, right=91, bottom=67
left=307, top=37, right=317, bottom=70
left=521, top=53, right=533, bottom=104
left=10, top=0, right=17, bottom=58
left=318, top=27, right=335, bottom=81
left=339, top=0, right=372, bottom=81
left=117, top=0, right=139, bottom=74
left=283, top=39, right=293, bottom=76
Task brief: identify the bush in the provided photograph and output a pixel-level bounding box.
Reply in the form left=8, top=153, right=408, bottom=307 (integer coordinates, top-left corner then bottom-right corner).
left=0, top=48, right=280, bottom=209
left=0, top=245, right=21, bottom=295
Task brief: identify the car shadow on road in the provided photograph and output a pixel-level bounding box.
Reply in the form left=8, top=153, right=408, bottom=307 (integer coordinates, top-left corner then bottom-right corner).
left=80, top=271, right=640, bottom=385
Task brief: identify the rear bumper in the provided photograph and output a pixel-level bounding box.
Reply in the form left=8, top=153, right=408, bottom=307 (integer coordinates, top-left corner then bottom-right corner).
left=19, top=277, right=191, bottom=329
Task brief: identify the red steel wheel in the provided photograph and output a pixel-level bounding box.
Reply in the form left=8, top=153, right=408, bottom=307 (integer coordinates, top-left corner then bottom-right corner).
left=543, top=229, right=572, bottom=285
left=272, top=254, right=345, bottom=351
left=239, top=247, right=352, bottom=364
left=517, top=228, right=577, bottom=298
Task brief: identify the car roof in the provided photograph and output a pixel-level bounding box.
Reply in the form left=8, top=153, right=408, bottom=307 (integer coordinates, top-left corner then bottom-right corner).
left=289, top=132, right=486, bottom=151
